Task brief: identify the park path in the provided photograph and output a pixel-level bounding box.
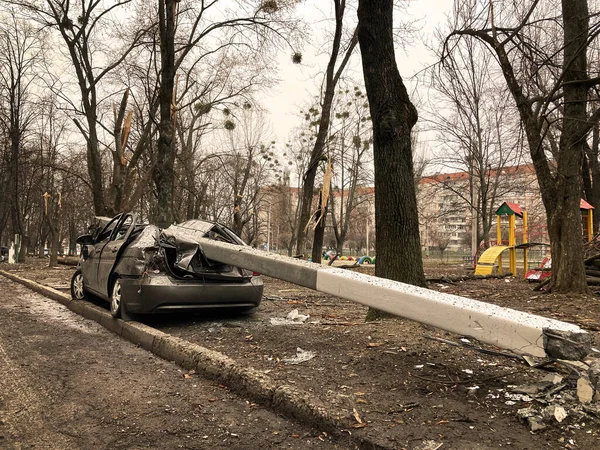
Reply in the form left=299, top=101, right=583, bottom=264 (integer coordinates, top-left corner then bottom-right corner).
left=0, top=277, right=339, bottom=450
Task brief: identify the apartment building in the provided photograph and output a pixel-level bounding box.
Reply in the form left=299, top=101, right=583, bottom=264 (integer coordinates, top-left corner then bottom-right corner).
left=258, top=164, right=551, bottom=256
left=418, top=164, right=547, bottom=253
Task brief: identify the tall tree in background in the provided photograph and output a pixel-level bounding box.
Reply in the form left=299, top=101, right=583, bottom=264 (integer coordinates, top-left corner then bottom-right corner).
left=357, top=0, right=426, bottom=320
left=219, top=104, right=276, bottom=240
left=328, top=84, right=373, bottom=257
left=154, top=0, right=177, bottom=228
left=446, top=0, right=598, bottom=293
left=0, top=12, right=45, bottom=260
left=5, top=0, right=146, bottom=216
left=583, top=40, right=600, bottom=232
left=152, top=0, right=299, bottom=227
left=275, top=129, right=313, bottom=255
left=295, top=0, right=358, bottom=260
left=429, top=36, right=525, bottom=249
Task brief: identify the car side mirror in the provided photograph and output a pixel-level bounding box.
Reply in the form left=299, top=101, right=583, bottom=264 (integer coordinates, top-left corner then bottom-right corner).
left=76, top=234, right=94, bottom=245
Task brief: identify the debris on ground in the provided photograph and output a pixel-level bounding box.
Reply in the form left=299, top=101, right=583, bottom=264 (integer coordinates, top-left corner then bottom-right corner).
left=511, top=357, right=600, bottom=432
left=7, top=260, right=600, bottom=448
left=269, top=309, right=310, bottom=326
left=282, top=347, right=316, bottom=365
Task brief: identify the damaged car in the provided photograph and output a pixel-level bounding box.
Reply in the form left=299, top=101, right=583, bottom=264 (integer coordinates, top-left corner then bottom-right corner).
left=70, top=213, right=263, bottom=318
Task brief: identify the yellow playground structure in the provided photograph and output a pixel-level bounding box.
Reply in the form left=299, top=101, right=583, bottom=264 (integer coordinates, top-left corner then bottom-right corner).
left=475, top=200, right=594, bottom=277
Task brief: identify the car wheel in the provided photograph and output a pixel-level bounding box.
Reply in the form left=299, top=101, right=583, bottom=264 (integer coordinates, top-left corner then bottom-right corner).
left=110, top=278, right=122, bottom=318
left=71, top=270, right=86, bottom=300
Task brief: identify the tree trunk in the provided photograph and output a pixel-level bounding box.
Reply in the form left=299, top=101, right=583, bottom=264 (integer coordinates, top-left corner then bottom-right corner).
left=296, top=2, right=357, bottom=257
left=45, top=204, right=60, bottom=268
left=49, top=225, right=60, bottom=268
left=18, top=235, right=28, bottom=263
left=107, top=90, right=130, bottom=216
left=312, top=221, right=325, bottom=263
left=583, top=130, right=600, bottom=232
left=8, top=100, right=23, bottom=251
left=548, top=198, right=587, bottom=291
left=547, top=0, right=589, bottom=293
left=85, top=117, right=106, bottom=216
left=311, top=196, right=327, bottom=263
left=153, top=0, right=177, bottom=228
left=296, top=168, right=317, bottom=256
left=357, top=0, right=427, bottom=321
left=69, top=216, right=76, bottom=256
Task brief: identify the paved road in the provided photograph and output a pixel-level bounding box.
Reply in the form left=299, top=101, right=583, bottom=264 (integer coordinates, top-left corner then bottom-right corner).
left=0, top=277, right=342, bottom=450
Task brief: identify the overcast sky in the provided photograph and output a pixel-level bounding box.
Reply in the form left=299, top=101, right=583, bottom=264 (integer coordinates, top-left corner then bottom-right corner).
left=263, top=0, right=454, bottom=144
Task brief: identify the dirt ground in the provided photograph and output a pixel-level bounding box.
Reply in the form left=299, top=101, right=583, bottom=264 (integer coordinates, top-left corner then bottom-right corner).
left=0, top=276, right=344, bottom=450
left=3, top=259, right=600, bottom=449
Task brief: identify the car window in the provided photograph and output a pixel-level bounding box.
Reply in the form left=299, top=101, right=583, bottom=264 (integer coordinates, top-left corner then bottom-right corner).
left=113, top=215, right=133, bottom=241
left=209, top=224, right=245, bottom=245
left=95, top=215, right=122, bottom=243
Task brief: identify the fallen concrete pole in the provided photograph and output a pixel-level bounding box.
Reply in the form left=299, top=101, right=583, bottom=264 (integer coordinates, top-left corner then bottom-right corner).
left=194, top=234, right=591, bottom=360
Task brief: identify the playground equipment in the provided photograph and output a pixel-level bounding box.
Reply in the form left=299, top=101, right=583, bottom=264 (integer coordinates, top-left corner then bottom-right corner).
left=522, top=199, right=595, bottom=281
left=323, top=251, right=375, bottom=265
left=581, top=199, right=595, bottom=242
left=475, top=202, right=528, bottom=276
left=525, top=256, right=552, bottom=281
left=475, top=200, right=594, bottom=277
left=358, top=256, right=373, bottom=265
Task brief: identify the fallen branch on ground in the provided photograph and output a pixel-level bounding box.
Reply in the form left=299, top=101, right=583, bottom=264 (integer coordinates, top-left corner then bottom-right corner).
left=426, top=273, right=512, bottom=283
left=411, top=359, right=554, bottom=385
left=57, top=257, right=78, bottom=266
left=425, top=335, right=525, bottom=361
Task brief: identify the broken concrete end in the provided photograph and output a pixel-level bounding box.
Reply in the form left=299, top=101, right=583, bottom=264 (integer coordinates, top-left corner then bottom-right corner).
left=543, top=328, right=591, bottom=361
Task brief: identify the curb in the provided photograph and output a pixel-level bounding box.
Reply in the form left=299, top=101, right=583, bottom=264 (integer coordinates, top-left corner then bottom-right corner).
left=0, top=270, right=390, bottom=450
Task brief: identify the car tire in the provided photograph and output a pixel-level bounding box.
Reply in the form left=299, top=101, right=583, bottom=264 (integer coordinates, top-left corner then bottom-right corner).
left=110, top=277, right=122, bottom=318
left=70, top=270, right=86, bottom=300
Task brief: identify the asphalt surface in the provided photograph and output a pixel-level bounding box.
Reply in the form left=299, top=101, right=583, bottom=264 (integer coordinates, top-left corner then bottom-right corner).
left=0, top=277, right=344, bottom=449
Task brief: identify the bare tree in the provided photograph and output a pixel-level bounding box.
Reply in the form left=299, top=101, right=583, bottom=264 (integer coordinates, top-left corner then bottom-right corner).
left=295, top=0, right=358, bottom=261
left=327, top=83, right=373, bottom=257
left=108, top=89, right=156, bottom=216
left=153, top=0, right=300, bottom=227
left=170, top=50, right=272, bottom=223
left=0, top=11, right=45, bottom=260
left=272, top=129, right=312, bottom=255
left=583, top=38, right=600, bottom=231
left=5, top=0, right=148, bottom=216
left=357, top=0, right=427, bottom=320
left=217, top=105, right=277, bottom=239
left=444, top=0, right=599, bottom=293
left=432, top=230, right=451, bottom=262
left=429, top=35, right=525, bottom=249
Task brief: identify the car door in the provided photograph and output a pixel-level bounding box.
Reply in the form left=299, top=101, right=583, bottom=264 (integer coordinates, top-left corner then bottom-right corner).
left=81, top=215, right=123, bottom=295
left=96, top=214, right=135, bottom=297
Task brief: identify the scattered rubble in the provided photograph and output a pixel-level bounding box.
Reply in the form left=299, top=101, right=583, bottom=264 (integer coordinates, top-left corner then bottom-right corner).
left=512, top=357, right=600, bottom=432
left=413, top=440, right=443, bottom=450
left=269, top=309, right=311, bottom=326
left=577, top=377, right=594, bottom=403
left=282, top=347, right=316, bottom=365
